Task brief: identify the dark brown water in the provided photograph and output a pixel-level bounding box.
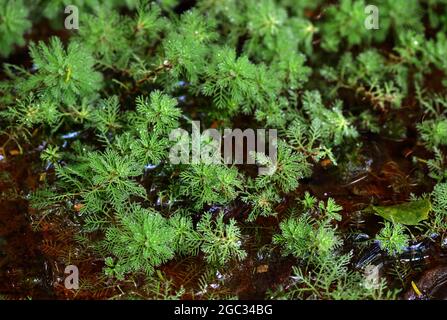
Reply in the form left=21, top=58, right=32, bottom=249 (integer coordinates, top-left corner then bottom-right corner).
left=1, top=132, right=447, bottom=300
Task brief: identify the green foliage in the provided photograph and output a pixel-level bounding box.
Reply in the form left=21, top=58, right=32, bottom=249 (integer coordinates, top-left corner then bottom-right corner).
left=202, top=48, right=278, bottom=114
left=40, top=145, right=62, bottom=164
left=275, top=51, right=311, bottom=91
left=321, top=50, right=407, bottom=110
left=280, top=90, right=358, bottom=168
left=133, top=90, right=181, bottom=133
left=285, top=118, right=336, bottom=164
left=134, top=1, right=165, bottom=39
left=91, top=96, right=123, bottom=134
left=425, top=148, right=447, bottom=182
left=273, top=214, right=314, bottom=258
left=81, top=149, right=145, bottom=211
left=168, top=214, right=197, bottom=255
left=377, top=0, right=424, bottom=37
left=321, top=0, right=372, bottom=52
left=255, top=142, right=312, bottom=193
left=394, top=30, right=427, bottom=70
left=40, top=0, right=99, bottom=20
left=301, top=91, right=358, bottom=145
left=103, top=204, right=176, bottom=278
left=163, top=9, right=217, bottom=84
left=273, top=196, right=344, bottom=262
left=301, top=191, right=317, bottom=210
left=418, top=118, right=447, bottom=149
left=320, top=0, right=423, bottom=52
left=272, top=195, right=398, bottom=300
left=425, top=32, right=447, bottom=78
left=0, top=94, right=59, bottom=129
left=189, top=213, right=247, bottom=265
left=375, top=222, right=410, bottom=256
left=427, top=182, right=447, bottom=235
left=33, top=148, right=145, bottom=214
left=242, top=182, right=281, bottom=221
left=179, top=164, right=242, bottom=209
left=281, top=254, right=397, bottom=300
left=142, top=271, right=186, bottom=300
left=129, top=129, right=169, bottom=165
left=273, top=214, right=342, bottom=261
left=417, top=92, right=447, bottom=117
left=77, top=8, right=131, bottom=69
left=246, top=0, right=287, bottom=39
left=432, top=182, right=447, bottom=216
left=24, top=37, right=103, bottom=105
left=0, top=0, right=31, bottom=57
left=320, top=198, right=343, bottom=222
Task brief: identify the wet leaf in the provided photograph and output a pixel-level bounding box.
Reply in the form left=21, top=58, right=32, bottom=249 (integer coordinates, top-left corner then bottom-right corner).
left=73, top=203, right=84, bottom=212
left=39, top=173, right=46, bottom=182
left=371, top=199, right=431, bottom=225
left=9, top=149, right=20, bottom=156
left=411, top=280, right=423, bottom=297
left=256, top=264, right=269, bottom=273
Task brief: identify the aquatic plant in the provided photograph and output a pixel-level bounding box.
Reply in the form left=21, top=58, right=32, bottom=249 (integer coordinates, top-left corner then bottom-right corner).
left=375, top=222, right=410, bottom=256
left=103, top=204, right=177, bottom=279
left=271, top=253, right=397, bottom=300
left=272, top=196, right=397, bottom=300
left=0, top=0, right=31, bottom=57
left=1, top=0, right=447, bottom=300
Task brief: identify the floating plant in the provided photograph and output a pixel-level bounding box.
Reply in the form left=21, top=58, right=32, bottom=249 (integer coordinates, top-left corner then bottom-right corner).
left=0, top=0, right=447, bottom=302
